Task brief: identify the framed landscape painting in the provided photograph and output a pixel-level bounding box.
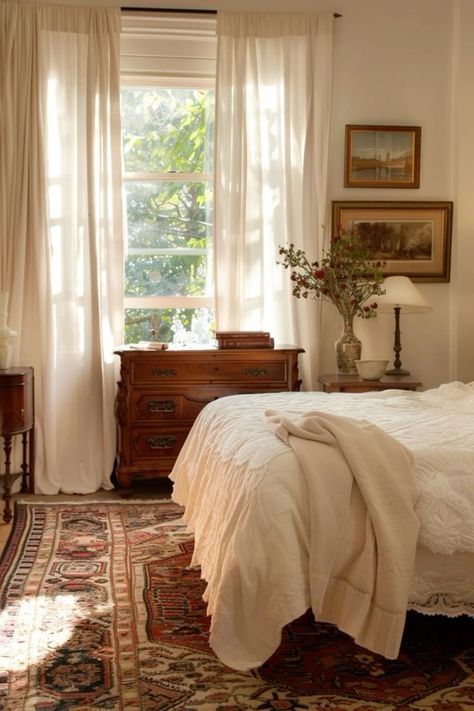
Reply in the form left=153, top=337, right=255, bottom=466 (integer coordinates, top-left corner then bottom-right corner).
left=332, top=200, right=453, bottom=282
left=344, top=125, right=421, bottom=188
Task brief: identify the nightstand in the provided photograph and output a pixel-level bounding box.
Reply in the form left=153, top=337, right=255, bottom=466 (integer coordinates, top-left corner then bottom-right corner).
left=317, top=373, right=421, bottom=394
left=0, top=367, right=35, bottom=523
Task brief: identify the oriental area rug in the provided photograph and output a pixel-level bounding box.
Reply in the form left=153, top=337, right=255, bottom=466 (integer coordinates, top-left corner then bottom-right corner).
left=1, top=502, right=474, bottom=710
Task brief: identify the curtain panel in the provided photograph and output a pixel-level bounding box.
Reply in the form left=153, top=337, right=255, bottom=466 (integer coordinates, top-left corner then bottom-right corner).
left=0, top=1, right=123, bottom=493
left=214, top=12, right=334, bottom=389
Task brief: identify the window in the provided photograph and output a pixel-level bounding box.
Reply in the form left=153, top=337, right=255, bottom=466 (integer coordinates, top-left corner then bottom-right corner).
left=121, top=84, right=214, bottom=345
left=120, top=11, right=217, bottom=345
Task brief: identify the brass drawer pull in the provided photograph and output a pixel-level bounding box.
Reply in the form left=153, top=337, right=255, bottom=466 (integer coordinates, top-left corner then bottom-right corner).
left=145, top=435, right=177, bottom=449
left=150, top=368, right=177, bottom=378
left=147, top=400, right=177, bottom=412
left=242, top=367, right=269, bottom=378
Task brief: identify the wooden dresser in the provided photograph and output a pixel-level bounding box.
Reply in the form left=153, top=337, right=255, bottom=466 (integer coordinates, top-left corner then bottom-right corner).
left=113, top=346, right=303, bottom=488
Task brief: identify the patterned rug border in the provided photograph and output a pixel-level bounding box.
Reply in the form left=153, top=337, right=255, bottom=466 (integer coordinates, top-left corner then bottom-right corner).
left=0, top=500, right=180, bottom=577
left=0, top=500, right=180, bottom=587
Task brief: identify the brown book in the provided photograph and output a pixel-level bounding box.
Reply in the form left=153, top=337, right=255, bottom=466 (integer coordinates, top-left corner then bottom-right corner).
left=217, top=337, right=274, bottom=349
left=215, top=330, right=271, bottom=340
left=215, top=330, right=274, bottom=350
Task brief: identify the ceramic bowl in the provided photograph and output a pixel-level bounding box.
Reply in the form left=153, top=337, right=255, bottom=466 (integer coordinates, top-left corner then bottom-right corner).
left=355, top=359, right=389, bottom=381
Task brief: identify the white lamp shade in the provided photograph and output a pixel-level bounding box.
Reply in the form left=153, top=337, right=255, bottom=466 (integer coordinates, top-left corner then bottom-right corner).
left=376, top=276, right=432, bottom=314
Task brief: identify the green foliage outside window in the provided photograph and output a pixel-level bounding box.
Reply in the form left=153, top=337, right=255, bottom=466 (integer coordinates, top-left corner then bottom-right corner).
left=121, top=87, right=214, bottom=174
left=121, top=87, right=214, bottom=343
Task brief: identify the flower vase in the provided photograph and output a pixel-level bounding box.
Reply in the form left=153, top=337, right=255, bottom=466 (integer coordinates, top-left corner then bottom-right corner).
left=335, top=315, right=361, bottom=374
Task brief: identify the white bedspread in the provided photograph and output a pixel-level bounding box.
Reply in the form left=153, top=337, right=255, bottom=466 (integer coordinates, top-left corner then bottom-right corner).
left=170, top=382, right=474, bottom=670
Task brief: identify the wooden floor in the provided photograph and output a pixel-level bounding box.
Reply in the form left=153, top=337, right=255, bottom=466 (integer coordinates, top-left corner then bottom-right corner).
left=0, top=481, right=173, bottom=556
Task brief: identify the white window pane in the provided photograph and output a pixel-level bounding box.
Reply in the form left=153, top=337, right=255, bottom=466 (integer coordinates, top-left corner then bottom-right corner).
left=124, top=180, right=213, bottom=250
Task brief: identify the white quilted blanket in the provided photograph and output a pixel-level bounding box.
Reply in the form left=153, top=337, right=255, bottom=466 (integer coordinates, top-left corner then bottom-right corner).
left=171, top=381, right=474, bottom=669
left=177, top=382, right=474, bottom=555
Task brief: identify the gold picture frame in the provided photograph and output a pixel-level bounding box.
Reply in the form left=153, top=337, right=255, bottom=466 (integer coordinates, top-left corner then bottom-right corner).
left=344, top=125, right=421, bottom=188
left=332, top=200, right=453, bottom=282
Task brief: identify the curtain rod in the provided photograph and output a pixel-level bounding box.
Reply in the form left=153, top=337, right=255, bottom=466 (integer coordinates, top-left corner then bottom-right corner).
left=121, top=6, right=217, bottom=12
left=121, top=7, right=342, bottom=17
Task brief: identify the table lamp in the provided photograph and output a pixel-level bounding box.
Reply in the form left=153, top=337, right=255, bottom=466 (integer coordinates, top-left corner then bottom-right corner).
left=375, top=276, right=432, bottom=375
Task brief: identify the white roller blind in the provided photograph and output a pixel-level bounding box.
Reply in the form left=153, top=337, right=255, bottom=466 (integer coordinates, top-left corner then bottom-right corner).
left=120, top=11, right=217, bottom=79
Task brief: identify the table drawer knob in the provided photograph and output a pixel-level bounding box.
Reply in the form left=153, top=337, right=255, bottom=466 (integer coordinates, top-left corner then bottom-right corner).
left=145, top=435, right=177, bottom=450
left=150, top=368, right=177, bottom=378
left=242, top=367, right=268, bottom=378
left=147, top=399, right=177, bottom=412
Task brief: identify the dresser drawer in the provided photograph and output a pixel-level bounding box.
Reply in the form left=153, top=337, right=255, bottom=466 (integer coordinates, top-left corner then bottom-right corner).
left=130, top=355, right=289, bottom=385
left=130, top=426, right=190, bottom=462
left=129, top=385, right=289, bottom=423
left=131, top=391, right=208, bottom=422
left=0, top=369, right=34, bottom=434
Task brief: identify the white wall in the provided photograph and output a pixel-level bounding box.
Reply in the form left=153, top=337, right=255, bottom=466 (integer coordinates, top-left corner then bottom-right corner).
left=324, top=0, right=455, bottom=389
left=323, top=0, right=474, bottom=389
left=53, top=0, right=474, bottom=388
left=451, top=0, right=474, bottom=385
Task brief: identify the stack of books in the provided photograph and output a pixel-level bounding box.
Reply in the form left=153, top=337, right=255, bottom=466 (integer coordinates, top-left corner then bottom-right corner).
left=214, top=331, right=274, bottom=349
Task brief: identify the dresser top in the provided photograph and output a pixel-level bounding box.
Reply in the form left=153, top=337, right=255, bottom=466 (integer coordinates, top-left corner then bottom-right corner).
left=114, top=345, right=304, bottom=355
left=0, top=366, right=33, bottom=376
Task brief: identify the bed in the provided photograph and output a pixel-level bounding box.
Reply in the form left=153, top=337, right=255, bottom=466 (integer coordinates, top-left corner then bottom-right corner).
left=170, top=382, right=474, bottom=671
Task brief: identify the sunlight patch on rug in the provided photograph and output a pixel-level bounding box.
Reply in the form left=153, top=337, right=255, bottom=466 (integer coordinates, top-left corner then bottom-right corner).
left=0, top=591, right=114, bottom=674
left=0, top=594, right=81, bottom=671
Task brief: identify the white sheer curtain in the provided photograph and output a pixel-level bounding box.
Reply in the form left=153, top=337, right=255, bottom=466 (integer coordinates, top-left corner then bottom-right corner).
left=215, top=12, right=334, bottom=389
left=0, top=2, right=123, bottom=493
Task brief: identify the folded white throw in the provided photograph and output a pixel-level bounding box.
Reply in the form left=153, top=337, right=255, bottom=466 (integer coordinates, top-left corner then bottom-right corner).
left=266, top=409, right=420, bottom=659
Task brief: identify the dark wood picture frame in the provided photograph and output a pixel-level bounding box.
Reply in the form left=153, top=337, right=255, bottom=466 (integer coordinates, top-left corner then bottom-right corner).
left=332, top=200, right=453, bottom=282
left=344, top=125, right=421, bottom=188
